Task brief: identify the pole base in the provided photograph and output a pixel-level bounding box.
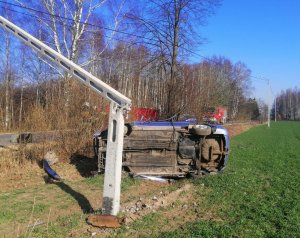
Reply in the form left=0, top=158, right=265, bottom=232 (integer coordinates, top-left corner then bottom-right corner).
left=86, top=214, right=125, bottom=228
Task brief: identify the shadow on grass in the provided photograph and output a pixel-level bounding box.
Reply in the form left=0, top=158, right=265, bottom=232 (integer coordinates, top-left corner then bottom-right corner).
left=70, top=153, right=98, bottom=178
left=55, top=181, right=94, bottom=213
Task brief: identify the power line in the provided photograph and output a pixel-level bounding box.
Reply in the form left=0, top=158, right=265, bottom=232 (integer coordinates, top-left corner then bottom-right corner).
left=0, top=6, right=161, bottom=49
left=0, top=0, right=155, bottom=42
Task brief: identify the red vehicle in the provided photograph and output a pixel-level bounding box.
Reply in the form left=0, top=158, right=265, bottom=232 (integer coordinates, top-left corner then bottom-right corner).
left=203, top=107, right=227, bottom=124
left=130, top=107, right=159, bottom=121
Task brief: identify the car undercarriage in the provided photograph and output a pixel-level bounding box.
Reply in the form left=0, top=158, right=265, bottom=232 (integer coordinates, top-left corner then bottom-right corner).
left=94, top=120, right=229, bottom=177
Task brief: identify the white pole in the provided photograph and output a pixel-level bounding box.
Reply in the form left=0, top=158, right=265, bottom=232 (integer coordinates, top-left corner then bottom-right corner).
left=274, top=97, right=277, bottom=122
left=267, top=80, right=271, bottom=128
left=102, top=102, right=125, bottom=215
left=267, top=104, right=270, bottom=127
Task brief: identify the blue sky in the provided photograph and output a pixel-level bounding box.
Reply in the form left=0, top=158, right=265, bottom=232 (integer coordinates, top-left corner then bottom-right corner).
left=197, top=0, right=300, bottom=103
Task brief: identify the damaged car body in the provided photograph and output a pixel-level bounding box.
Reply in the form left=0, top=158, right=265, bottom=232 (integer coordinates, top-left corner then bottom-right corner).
left=94, top=119, right=229, bottom=177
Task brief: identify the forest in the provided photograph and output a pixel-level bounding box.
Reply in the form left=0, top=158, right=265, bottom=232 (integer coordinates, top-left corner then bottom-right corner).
left=0, top=0, right=297, bottom=134
left=275, top=88, right=300, bottom=120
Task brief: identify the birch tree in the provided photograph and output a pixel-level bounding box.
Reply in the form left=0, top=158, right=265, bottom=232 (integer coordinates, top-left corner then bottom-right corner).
left=3, top=28, right=12, bottom=130
left=0, top=7, right=16, bottom=130
left=14, top=0, right=107, bottom=62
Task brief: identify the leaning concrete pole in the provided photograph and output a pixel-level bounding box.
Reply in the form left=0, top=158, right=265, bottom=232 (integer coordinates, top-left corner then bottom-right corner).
left=102, top=103, right=125, bottom=215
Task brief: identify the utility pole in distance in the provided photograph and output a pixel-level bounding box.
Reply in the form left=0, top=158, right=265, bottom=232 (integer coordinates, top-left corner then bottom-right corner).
left=260, top=77, right=272, bottom=128
left=274, top=96, right=277, bottom=122
left=267, top=80, right=271, bottom=128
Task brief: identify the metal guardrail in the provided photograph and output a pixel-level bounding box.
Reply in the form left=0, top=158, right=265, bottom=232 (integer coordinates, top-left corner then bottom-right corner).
left=0, top=131, right=60, bottom=146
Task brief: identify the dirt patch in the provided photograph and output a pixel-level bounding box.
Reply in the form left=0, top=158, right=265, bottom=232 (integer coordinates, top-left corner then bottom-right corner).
left=124, top=183, right=192, bottom=223
left=225, top=122, right=261, bottom=138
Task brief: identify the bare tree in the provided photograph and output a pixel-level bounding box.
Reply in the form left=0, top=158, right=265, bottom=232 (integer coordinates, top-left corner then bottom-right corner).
left=228, top=62, right=251, bottom=119
left=1, top=0, right=263, bottom=135
left=4, top=30, right=11, bottom=130
left=0, top=7, right=16, bottom=130
left=276, top=87, right=300, bottom=120
left=14, top=0, right=107, bottom=62
left=125, top=0, right=220, bottom=117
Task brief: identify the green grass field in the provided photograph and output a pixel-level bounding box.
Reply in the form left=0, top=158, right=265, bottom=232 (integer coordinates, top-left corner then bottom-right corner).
left=156, top=121, right=300, bottom=238
left=1, top=121, right=300, bottom=237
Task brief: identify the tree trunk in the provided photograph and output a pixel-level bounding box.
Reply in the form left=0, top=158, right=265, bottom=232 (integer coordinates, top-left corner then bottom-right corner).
left=4, top=30, right=11, bottom=130
left=167, top=3, right=180, bottom=117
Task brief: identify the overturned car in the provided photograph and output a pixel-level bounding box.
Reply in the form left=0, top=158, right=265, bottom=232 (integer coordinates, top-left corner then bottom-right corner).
left=94, top=119, right=229, bottom=177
